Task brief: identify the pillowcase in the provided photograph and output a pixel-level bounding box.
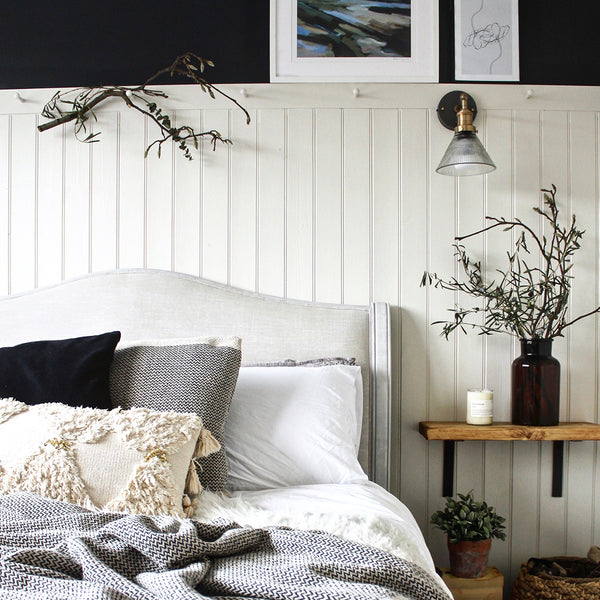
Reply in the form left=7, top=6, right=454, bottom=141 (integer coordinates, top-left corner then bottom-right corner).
left=0, top=331, right=121, bottom=409
left=225, top=364, right=367, bottom=492
left=244, top=357, right=356, bottom=367
left=109, top=336, right=242, bottom=492
left=0, top=397, right=220, bottom=517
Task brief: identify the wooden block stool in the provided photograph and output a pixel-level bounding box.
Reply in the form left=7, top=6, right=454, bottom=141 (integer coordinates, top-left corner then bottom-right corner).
left=440, top=567, right=503, bottom=600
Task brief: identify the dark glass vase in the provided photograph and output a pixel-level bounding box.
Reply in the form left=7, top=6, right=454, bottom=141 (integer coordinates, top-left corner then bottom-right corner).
left=511, top=339, right=560, bottom=426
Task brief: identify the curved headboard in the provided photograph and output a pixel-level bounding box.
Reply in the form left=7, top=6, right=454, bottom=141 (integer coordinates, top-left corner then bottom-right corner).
left=0, top=269, right=392, bottom=488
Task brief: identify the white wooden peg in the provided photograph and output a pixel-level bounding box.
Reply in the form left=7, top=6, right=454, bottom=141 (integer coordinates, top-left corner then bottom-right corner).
left=353, top=88, right=360, bottom=98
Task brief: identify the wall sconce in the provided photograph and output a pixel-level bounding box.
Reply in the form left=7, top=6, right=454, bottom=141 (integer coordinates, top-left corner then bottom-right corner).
left=436, top=91, right=496, bottom=177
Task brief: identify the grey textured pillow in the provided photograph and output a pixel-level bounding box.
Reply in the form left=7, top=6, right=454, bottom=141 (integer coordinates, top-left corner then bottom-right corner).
left=109, top=337, right=241, bottom=492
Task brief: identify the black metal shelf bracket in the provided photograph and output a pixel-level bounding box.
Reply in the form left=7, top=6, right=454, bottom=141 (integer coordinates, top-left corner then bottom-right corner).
left=441, top=439, right=566, bottom=497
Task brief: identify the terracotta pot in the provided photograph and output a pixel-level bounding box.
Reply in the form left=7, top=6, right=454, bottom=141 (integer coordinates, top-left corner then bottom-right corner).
left=448, top=537, right=492, bottom=578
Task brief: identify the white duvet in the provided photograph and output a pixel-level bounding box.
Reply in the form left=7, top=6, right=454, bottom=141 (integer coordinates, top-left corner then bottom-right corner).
left=194, top=480, right=450, bottom=595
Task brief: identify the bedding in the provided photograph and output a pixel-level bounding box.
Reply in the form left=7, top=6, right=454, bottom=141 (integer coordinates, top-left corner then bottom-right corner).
left=225, top=364, right=366, bottom=491
left=0, top=491, right=451, bottom=600
left=110, top=336, right=242, bottom=492
left=0, top=398, right=220, bottom=517
left=0, top=331, right=121, bottom=408
left=0, top=269, right=448, bottom=600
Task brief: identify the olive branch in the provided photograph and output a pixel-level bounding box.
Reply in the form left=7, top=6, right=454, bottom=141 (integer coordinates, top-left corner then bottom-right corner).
left=421, top=185, right=600, bottom=339
left=38, top=53, right=251, bottom=160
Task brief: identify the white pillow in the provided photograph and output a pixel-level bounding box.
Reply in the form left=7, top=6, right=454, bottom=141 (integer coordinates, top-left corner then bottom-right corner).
left=0, top=398, right=220, bottom=516
left=225, top=365, right=367, bottom=491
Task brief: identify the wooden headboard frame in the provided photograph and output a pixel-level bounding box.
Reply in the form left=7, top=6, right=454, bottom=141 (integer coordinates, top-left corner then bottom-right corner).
left=0, top=269, right=392, bottom=489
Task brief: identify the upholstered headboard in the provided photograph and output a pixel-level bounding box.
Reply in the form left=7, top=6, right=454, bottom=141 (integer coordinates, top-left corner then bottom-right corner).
left=0, top=269, right=392, bottom=488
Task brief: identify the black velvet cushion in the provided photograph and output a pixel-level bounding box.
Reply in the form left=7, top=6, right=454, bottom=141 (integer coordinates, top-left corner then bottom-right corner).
left=0, top=331, right=121, bottom=408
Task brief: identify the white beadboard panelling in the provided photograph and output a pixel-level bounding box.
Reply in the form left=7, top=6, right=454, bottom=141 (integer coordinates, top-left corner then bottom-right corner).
left=372, top=109, right=400, bottom=304
left=118, top=109, right=146, bottom=269
left=0, top=116, right=9, bottom=294
left=315, top=108, right=343, bottom=304
left=230, top=109, right=257, bottom=291
left=145, top=116, right=173, bottom=271
left=90, top=112, right=118, bottom=273
left=63, top=127, right=91, bottom=279
left=37, top=120, right=64, bottom=287
left=10, top=114, right=38, bottom=293
left=539, top=109, right=569, bottom=557
left=342, top=109, right=371, bottom=306
left=201, top=110, right=230, bottom=284
left=173, top=110, right=202, bottom=277
left=256, top=109, right=286, bottom=297
left=2, top=84, right=600, bottom=588
left=565, top=111, right=598, bottom=556
left=285, top=109, right=314, bottom=301
left=399, top=108, right=430, bottom=524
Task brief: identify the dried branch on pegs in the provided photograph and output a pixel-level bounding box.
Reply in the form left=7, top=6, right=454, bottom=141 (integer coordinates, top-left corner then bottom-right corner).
left=38, top=53, right=250, bottom=160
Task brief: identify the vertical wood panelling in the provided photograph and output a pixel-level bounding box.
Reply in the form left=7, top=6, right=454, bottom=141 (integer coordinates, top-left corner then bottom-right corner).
left=372, top=109, right=401, bottom=495
left=9, top=114, right=37, bottom=293
left=145, top=119, right=173, bottom=270
left=315, top=109, right=343, bottom=304
left=511, top=109, right=543, bottom=573
left=342, top=109, right=371, bottom=305
left=285, top=109, right=314, bottom=301
left=399, top=109, right=430, bottom=528
left=256, top=109, right=286, bottom=297
left=2, top=85, right=600, bottom=595
left=427, top=112, right=459, bottom=562
left=37, top=122, right=64, bottom=287
left=63, top=129, right=91, bottom=279
left=539, top=110, right=569, bottom=557
left=118, top=110, right=146, bottom=269
left=90, top=113, right=118, bottom=272
left=482, top=109, right=516, bottom=587
left=173, top=110, right=202, bottom=277
left=0, top=116, right=9, bottom=294
left=565, top=111, right=598, bottom=555
left=230, top=109, right=257, bottom=291
left=201, top=110, right=230, bottom=284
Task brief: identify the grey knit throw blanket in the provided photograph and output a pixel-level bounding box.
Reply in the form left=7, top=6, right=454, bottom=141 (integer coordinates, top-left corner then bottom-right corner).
left=0, top=492, right=450, bottom=600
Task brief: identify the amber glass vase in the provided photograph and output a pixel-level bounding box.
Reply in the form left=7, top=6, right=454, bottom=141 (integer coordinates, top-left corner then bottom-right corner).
left=511, top=339, right=560, bottom=426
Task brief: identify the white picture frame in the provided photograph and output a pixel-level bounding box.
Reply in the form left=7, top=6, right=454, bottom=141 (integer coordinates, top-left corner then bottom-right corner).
left=455, top=0, right=519, bottom=81
left=270, top=0, right=438, bottom=82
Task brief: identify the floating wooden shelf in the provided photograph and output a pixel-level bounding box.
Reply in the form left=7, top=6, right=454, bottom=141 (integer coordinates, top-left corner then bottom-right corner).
left=419, top=421, right=600, bottom=497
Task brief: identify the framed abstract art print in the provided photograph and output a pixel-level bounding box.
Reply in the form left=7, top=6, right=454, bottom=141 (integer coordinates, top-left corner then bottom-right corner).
left=270, top=0, right=438, bottom=82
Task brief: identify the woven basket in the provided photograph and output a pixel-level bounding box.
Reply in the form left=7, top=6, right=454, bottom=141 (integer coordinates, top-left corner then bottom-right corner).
left=512, top=557, right=600, bottom=600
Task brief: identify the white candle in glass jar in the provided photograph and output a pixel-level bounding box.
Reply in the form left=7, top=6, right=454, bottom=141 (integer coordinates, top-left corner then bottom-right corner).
left=466, top=389, right=493, bottom=425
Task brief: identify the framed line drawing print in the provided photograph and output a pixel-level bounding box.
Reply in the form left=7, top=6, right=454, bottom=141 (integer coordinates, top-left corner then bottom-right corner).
left=270, top=0, right=438, bottom=82
left=455, top=0, right=519, bottom=81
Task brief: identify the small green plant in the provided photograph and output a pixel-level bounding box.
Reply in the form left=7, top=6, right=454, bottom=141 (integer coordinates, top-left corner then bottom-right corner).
left=430, top=491, right=506, bottom=543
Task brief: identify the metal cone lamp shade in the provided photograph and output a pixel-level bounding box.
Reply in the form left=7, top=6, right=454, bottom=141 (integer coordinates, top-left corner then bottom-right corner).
left=436, top=131, right=496, bottom=176
left=435, top=91, right=496, bottom=177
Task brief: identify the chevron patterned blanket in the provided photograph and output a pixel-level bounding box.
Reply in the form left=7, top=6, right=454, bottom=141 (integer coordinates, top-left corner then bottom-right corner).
left=0, top=493, right=450, bottom=600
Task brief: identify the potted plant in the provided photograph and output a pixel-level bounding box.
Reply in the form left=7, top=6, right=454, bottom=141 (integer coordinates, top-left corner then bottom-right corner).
left=422, top=185, right=600, bottom=425
left=431, top=491, right=506, bottom=578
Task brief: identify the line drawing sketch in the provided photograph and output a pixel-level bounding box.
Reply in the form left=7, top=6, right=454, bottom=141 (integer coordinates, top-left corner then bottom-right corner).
left=455, top=0, right=519, bottom=81
left=463, top=0, right=510, bottom=74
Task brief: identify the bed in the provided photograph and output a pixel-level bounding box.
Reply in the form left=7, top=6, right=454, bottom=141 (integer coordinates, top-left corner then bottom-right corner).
left=0, top=269, right=451, bottom=599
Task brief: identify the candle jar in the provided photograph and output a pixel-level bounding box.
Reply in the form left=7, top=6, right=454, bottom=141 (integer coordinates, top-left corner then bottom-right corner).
left=466, top=389, right=493, bottom=425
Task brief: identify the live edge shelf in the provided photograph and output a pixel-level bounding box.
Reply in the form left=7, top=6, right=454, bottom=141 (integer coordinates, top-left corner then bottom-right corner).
left=418, top=422, right=600, bottom=498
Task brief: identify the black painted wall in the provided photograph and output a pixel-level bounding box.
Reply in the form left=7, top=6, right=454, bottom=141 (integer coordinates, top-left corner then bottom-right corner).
left=1, top=1, right=598, bottom=89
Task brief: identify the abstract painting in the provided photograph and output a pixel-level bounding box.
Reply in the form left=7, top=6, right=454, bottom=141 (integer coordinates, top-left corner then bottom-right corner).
left=297, top=1, right=411, bottom=58
left=270, top=0, right=438, bottom=81
left=455, top=0, right=519, bottom=81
